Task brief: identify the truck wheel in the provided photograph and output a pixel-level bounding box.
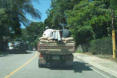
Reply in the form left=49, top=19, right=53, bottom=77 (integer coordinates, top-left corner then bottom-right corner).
left=39, top=64, right=43, bottom=68
left=38, top=60, right=44, bottom=68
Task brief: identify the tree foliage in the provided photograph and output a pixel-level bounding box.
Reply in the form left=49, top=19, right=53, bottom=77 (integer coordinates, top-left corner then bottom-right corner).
left=66, top=0, right=112, bottom=44
left=110, top=0, right=117, bottom=10
left=45, top=0, right=80, bottom=29
left=21, top=22, right=44, bottom=48
left=45, top=0, right=117, bottom=46
left=0, top=0, right=40, bottom=51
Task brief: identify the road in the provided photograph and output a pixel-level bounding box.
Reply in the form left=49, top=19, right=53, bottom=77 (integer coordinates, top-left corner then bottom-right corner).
left=0, top=51, right=115, bottom=78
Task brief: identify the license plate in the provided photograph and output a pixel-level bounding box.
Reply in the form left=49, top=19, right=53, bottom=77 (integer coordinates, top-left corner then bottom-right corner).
left=52, top=56, right=60, bottom=60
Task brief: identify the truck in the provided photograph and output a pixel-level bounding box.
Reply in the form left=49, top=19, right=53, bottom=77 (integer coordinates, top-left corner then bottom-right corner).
left=37, top=29, right=75, bottom=67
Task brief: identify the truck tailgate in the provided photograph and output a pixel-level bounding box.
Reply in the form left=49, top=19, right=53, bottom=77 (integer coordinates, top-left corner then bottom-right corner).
left=38, top=42, right=75, bottom=54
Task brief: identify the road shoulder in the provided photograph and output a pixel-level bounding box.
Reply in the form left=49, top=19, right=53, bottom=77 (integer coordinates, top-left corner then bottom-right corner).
left=74, top=53, right=117, bottom=78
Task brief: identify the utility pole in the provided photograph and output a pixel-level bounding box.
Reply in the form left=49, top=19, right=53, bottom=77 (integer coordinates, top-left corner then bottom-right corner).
left=111, top=9, right=116, bottom=59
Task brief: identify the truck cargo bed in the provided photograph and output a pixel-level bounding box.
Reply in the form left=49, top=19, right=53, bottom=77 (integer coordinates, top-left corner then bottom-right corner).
left=38, top=41, right=75, bottom=54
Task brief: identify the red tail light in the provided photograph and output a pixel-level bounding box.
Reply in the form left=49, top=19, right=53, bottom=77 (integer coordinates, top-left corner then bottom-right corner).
left=39, top=53, right=43, bottom=57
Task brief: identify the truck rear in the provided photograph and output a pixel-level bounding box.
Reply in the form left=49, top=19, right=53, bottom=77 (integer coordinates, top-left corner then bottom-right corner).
left=37, top=29, right=75, bottom=67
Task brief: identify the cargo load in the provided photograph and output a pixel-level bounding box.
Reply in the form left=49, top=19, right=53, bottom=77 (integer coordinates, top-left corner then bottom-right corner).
left=37, top=29, right=75, bottom=67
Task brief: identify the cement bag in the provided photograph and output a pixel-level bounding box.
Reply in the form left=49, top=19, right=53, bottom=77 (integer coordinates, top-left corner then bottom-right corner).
left=42, top=29, right=53, bottom=38
left=40, top=37, right=48, bottom=40
left=65, top=37, right=73, bottom=41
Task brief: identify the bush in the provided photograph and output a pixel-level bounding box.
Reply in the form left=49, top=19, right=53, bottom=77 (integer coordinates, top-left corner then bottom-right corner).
left=89, top=37, right=112, bottom=55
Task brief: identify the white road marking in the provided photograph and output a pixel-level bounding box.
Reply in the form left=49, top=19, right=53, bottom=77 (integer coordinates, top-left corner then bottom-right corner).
left=91, top=67, right=110, bottom=78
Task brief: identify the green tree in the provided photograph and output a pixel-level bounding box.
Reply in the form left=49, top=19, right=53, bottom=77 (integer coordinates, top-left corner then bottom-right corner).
left=0, top=0, right=40, bottom=51
left=65, top=0, right=112, bottom=45
left=45, top=0, right=80, bottom=29
left=22, top=22, right=44, bottom=49
left=110, top=0, right=117, bottom=10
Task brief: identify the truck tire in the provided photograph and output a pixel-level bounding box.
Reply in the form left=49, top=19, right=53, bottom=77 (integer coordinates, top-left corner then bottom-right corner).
left=38, top=59, right=44, bottom=68
left=39, top=64, right=43, bottom=68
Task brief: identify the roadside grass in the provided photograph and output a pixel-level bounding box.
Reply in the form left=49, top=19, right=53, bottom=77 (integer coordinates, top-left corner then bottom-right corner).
left=76, top=50, right=82, bottom=53
left=113, top=58, right=117, bottom=63
left=76, top=49, right=84, bottom=53
left=80, top=51, right=117, bottom=63
left=96, top=54, right=117, bottom=63
left=76, top=49, right=93, bottom=55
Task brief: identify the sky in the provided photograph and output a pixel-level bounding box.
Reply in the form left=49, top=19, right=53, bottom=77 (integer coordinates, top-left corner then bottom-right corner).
left=21, top=0, right=51, bottom=28
left=31, top=0, right=51, bottom=22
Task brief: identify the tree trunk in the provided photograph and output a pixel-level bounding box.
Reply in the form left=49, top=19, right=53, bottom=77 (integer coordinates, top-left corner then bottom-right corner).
left=0, top=37, right=8, bottom=52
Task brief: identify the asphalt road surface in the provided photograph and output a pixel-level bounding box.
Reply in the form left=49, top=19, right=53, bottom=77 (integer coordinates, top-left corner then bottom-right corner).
left=0, top=51, right=115, bottom=78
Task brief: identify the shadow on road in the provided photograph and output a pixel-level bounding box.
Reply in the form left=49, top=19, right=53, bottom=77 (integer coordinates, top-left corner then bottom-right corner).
left=7, top=49, right=33, bottom=54
left=0, top=53, right=8, bottom=57
left=73, top=61, right=92, bottom=73
left=49, top=61, right=92, bottom=73
left=0, top=49, right=33, bottom=57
